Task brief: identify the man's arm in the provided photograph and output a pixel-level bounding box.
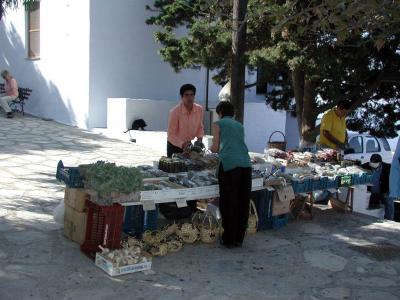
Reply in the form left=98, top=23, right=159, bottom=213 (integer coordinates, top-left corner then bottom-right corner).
left=167, top=110, right=185, bottom=148
left=320, top=111, right=344, bottom=149
left=195, top=107, right=204, bottom=141
left=322, top=130, right=345, bottom=149
left=210, top=123, right=220, bottom=153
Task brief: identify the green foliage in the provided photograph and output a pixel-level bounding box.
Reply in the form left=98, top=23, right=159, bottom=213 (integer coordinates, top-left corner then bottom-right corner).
left=0, top=0, right=35, bottom=19
left=348, top=100, right=400, bottom=137
left=146, top=0, right=400, bottom=138
left=275, top=0, right=400, bottom=47
left=146, top=0, right=233, bottom=84
left=80, top=161, right=144, bottom=200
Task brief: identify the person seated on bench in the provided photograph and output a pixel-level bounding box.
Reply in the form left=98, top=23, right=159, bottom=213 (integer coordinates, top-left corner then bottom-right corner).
left=0, top=70, right=19, bottom=118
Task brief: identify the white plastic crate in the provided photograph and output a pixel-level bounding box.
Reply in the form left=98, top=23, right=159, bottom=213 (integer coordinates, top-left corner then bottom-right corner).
left=95, top=253, right=152, bottom=276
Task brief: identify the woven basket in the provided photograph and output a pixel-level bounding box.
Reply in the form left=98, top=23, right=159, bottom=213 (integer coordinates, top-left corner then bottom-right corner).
left=167, top=239, right=183, bottom=252
left=199, top=213, right=220, bottom=243
left=126, top=237, right=145, bottom=249
left=142, top=230, right=163, bottom=245
left=150, top=243, right=168, bottom=256
left=192, top=211, right=204, bottom=230
left=268, top=131, right=286, bottom=151
left=177, top=223, right=199, bottom=244
left=163, top=223, right=178, bottom=237
left=247, top=200, right=258, bottom=234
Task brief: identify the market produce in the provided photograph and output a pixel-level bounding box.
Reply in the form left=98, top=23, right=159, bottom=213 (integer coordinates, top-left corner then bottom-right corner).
left=250, top=153, right=267, bottom=164
left=193, top=153, right=219, bottom=169
left=98, top=245, right=149, bottom=268
left=286, top=152, right=313, bottom=168
left=137, top=165, right=168, bottom=178
left=168, top=170, right=218, bottom=187
left=159, top=157, right=188, bottom=173
left=143, top=179, right=183, bottom=191
left=265, top=148, right=289, bottom=159
left=315, top=149, right=338, bottom=162
left=79, top=161, right=143, bottom=205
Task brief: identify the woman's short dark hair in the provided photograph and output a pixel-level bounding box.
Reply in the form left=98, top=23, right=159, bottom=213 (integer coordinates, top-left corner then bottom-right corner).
left=216, top=101, right=235, bottom=118
left=337, top=99, right=352, bottom=110
left=180, top=84, right=196, bottom=97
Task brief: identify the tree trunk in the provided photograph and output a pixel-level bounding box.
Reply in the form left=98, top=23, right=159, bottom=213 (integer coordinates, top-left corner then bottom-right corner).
left=301, top=79, right=318, bottom=147
left=292, top=70, right=319, bottom=148
left=230, top=0, right=248, bottom=124
left=292, top=69, right=304, bottom=137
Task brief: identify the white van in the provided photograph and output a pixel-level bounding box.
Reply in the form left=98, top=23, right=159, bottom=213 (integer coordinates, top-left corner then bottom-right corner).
left=344, top=133, right=393, bottom=164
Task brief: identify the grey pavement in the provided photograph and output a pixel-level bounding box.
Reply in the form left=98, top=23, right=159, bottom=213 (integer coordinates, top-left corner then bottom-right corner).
left=1, top=114, right=400, bottom=300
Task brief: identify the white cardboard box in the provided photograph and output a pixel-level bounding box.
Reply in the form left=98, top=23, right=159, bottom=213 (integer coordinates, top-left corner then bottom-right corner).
left=95, top=253, right=152, bottom=276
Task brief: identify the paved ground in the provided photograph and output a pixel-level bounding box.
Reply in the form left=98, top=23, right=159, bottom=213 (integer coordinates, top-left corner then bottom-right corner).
left=1, top=114, right=400, bottom=300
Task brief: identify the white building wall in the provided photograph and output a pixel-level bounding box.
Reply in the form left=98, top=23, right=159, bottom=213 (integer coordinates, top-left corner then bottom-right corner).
left=243, top=103, right=286, bottom=153
left=1, top=0, right=286, bottom=136
left=106, top=98, right=286, bottom=153
left=0, top=0, right=90, bottom=128
left=89, top=0, right=219, bottom=128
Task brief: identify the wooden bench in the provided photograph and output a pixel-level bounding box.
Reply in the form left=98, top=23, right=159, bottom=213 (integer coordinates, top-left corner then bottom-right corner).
left=0, top=83, right=32, bottom=115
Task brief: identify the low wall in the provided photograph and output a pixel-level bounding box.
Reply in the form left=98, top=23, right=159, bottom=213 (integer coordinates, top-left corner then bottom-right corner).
left=107, top=98, right=288, bottom=153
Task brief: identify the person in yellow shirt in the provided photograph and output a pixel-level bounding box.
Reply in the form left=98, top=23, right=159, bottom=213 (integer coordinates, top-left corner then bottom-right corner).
left=319, top=100, right=352, bottom=149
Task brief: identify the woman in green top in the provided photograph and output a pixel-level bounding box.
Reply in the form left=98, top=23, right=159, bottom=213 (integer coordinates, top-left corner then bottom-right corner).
left=210, top=101, right=252, bottom=248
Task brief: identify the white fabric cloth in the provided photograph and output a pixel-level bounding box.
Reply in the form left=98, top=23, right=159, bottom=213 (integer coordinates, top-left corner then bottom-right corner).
left=0, top=94, right=17, bottom=113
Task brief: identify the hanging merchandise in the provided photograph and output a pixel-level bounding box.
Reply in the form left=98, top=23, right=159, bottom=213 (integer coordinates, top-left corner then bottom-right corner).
left=247, top=200, right=258, bottom=234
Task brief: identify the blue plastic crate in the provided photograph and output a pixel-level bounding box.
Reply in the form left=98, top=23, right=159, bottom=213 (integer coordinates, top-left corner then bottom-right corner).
left=251, top=189, right=273, bottom=231
left=310, top=178, right=321, bottom=191
left=326, top=177, right=339, bottom=189
left=272, top=214, right=289, bottom=230
left=352, top=173, right=368, bottom=185
left=56, top=160, right=84, bottom=188
left=292, top=179, right=312, bottom=193
left=311, top=177, right=329, bottom=191
left=319, top=177, right=329, bottom=190
left=123, top=205, right=158, bottom=238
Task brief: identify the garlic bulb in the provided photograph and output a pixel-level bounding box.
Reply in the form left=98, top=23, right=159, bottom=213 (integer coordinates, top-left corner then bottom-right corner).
left=99, top=246, right=149, bottom=267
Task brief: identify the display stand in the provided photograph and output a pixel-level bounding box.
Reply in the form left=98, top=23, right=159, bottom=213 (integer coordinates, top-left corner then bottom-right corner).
left=329, top=187, right=354, bottom=213
left=290, top=192, right=314, bottom=220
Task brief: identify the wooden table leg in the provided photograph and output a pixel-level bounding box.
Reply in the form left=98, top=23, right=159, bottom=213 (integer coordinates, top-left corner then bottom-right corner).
left=307, top=192, right=314, bottom=219
left=344, top=187, right=354, bottom=213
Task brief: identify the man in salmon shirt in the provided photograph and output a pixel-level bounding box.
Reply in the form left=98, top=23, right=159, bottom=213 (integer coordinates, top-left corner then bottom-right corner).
left=167, top=84, right=204, bottom=157
left=0, top=70, right=19, bottom=118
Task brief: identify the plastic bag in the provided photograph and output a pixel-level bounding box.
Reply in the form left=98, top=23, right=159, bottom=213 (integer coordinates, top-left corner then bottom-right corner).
left=53, top=200, right=64, bottom=226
